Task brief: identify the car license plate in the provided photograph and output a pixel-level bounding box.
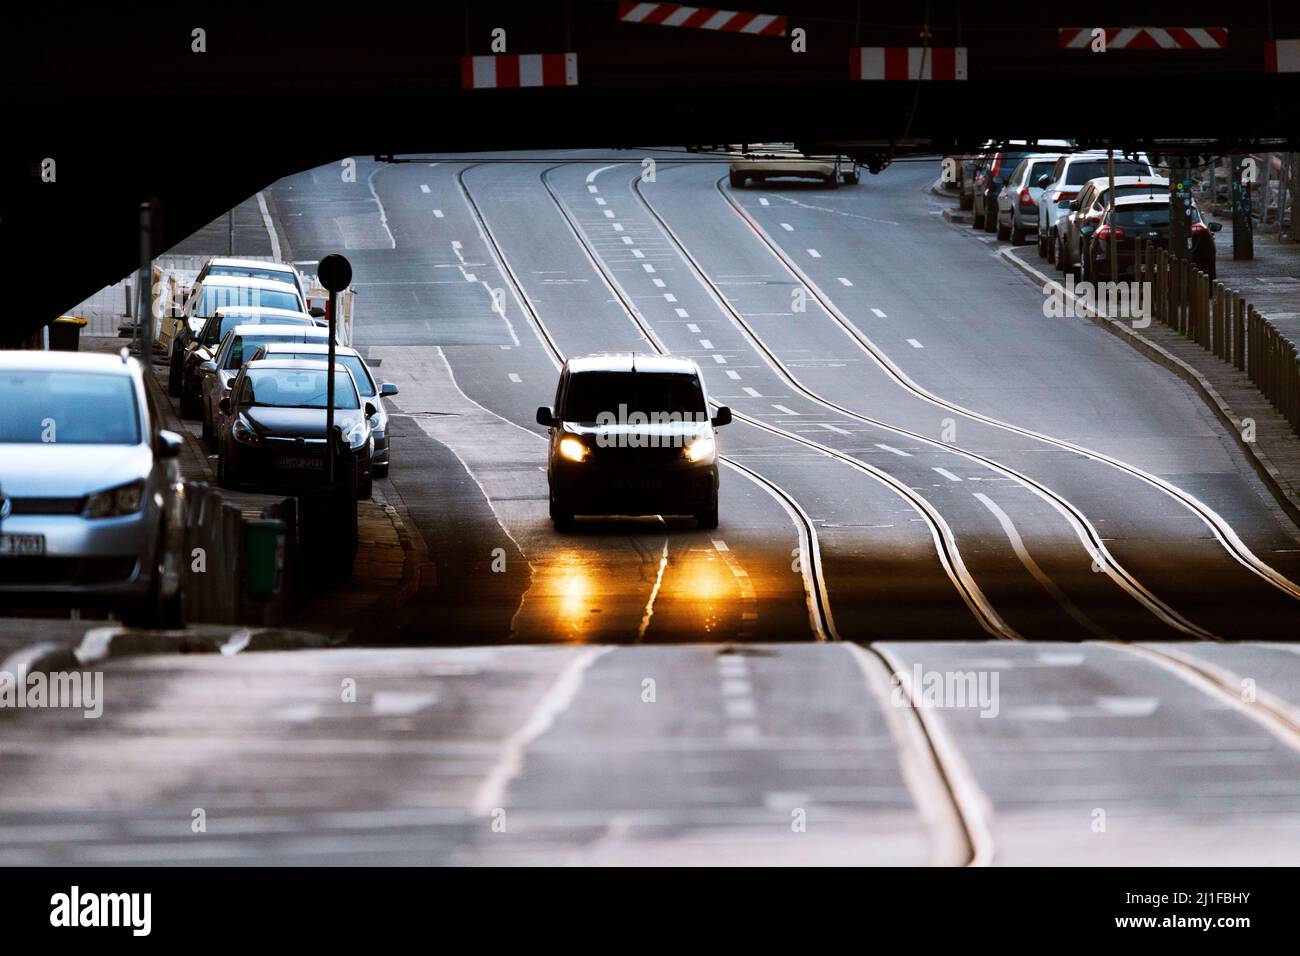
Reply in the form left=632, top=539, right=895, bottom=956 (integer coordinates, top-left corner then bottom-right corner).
left=277, top=457, right=322, bottom=471
left=0, top=534, right=45, bottom=557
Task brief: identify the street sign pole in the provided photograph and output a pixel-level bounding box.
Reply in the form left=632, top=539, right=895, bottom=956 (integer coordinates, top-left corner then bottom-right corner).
left=316, top=254, right=353, bottom=487
left=1107, top=147, right=1117, bottom=283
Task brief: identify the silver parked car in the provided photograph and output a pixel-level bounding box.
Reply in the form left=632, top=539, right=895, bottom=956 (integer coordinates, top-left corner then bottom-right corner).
left=0, top=350, right=185, bottom=626
left=993, top=153, right=1066, bottom=244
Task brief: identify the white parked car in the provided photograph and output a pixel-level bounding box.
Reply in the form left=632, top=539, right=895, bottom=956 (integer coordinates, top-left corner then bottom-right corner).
left=1036, top=152, right=1154, bottom=262
left=729, top=144, right=858, bottom=187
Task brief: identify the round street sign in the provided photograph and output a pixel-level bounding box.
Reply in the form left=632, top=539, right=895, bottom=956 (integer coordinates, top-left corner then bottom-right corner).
left=318, top=253, right=353, bottom=293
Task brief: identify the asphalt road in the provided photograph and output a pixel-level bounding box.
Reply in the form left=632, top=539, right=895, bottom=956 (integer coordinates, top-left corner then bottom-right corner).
left=5, top=152, right=1299, bottom=865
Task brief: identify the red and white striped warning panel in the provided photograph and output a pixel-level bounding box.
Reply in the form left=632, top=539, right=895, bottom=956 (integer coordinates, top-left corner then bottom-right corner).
left=1058, top=27, right=1227, bottom=49
left=1265, top=38, right=1300, bottom=73
left=460, top=53, right=578, bottom=89
left=616, top=2, right=787, bottom=37
left=850, top=47, right=967, bottom=81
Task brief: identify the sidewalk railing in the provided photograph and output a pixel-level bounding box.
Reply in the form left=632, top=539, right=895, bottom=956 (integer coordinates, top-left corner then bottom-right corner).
left=1135, top=237, right=1300, bottom=434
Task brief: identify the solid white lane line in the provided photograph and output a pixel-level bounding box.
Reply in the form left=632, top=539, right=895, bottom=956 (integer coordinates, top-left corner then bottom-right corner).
left=907, top=338, right=924, bottom=348
left=933, top=467, right=963, bottom=482
left=636, top=540, right=671, bottom=643
left=972, top=492, right=1111, bottom=640
left=256, top=192, right=283, bottom=262
left=871, top=308, right=887, bottom=318
left=366, top=165, right=397, bottom=250
left=875, top=443, right=912, bottom=457
left=586, top=163, right=624, bottom=184
left=837, top=277, right=853, bottom=286
left=420, top=184, right=431, bottom=194
left=471, top=647, right=612, bottom=816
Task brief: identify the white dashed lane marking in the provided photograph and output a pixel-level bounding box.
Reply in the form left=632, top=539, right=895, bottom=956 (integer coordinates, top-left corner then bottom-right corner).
left=420, top=184, right=430, bottom=193
left=837, top=277, right=853, bottom=286
left=807, top=249, right=821, bottom=258
left=933, top=467, right=963, bottom=482
left=871, top=308, right=887, bottom=318
left=875, top=443, right=911, bottom=457
left=771, top=404, right=798, bottom=415
left=907, top=338, right=924, bottom=348
left=508, top=373, right=522, bottom=383
left=780, top=222, right=794, bottom=231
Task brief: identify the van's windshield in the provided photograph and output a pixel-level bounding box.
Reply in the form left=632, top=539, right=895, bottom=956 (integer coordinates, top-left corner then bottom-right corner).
left=563, top=372, right=706, bottom=424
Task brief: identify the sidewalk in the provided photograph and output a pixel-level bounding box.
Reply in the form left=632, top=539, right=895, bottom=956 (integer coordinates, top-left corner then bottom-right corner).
left=79, top=335, right=419, bottom=640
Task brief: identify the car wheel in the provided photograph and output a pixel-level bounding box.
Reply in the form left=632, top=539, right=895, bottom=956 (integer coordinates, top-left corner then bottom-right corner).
left=1046, top=230, right=1057, bottom=263
left=1010, top=220, right=1027, bottom=245
left=167, top=351, right=183, bottom=397
left=983, top=203, right=997, bottom=233
left=696, top=500, right=719, bottom=530
left=201, top=414, right=214, bottom=452
left=996, top=212, right=1011, bottom=241
left=824, top=173, right=839, bottom=188
left=357, top=477, right=373, bottom=500
left=372, top=462, right=389, bottom=479
left=179, top=383, right=200, bottom=420
left=1037, top=230, right=1048, bottom=258
left=549, top=492, right=574, bottom=530
left=842, top=170, right=859, bottom=185
left=971, top=201, right=984, bottom=229
left=217, top=450, right=236, bottom=490
left=728, top=171, right=745, bottom=189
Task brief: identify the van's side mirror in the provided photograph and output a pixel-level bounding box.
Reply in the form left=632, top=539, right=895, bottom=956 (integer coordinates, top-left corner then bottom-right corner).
left=309, top=306, right=326, bottom=318
left=536, top=406, right=556, bottom=427
left=1037, top=174, right=1052, bottom=188
left=200, top=360, right=217, bottom=374
left=380, top=382, right=399, bottom=397
left=711, top=406, right=732, bottom=428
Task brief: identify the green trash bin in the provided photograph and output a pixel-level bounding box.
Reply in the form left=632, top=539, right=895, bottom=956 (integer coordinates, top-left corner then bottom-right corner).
left=49, top=315, right=87, bottom=351
left=243, top=518, right=286, bottom=602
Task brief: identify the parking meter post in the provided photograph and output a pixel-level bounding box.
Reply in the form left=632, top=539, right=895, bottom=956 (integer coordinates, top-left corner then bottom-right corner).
left=1105, top=147, right=1116, bottom=284
left=326, top=288, right=337, bottom=485
left=1231, top=155, right=1254, bottom=261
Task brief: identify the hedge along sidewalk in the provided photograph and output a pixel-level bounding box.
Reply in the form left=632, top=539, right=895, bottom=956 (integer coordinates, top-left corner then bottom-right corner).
left=998, top=249, right=1300, bottom=530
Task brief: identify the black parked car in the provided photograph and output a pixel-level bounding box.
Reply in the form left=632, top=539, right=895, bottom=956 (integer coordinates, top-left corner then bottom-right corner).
left=1085, top=195, right=1221, bottom=282
left=217, top=358, right=376, bottom=499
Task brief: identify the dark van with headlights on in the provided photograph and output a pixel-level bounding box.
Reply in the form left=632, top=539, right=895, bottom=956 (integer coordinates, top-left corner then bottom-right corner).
left=536, top=355, right=731, bottom=529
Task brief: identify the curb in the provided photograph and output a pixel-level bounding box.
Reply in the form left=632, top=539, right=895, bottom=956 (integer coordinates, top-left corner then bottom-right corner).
left=943, top=208, right=974, bottom=225
left=358, top=483, right=424, bottom=632
left=998, top=247, right=1300, bottom=529
left=1, top=625, right=342, bottom=686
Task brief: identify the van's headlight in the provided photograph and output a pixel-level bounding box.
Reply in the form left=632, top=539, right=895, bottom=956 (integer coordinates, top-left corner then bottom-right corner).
left=685, top=436, right=716, bottom=463
left=84, top=480, right=146, bottom=519
left=559, top=437, right=588, bottom=463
